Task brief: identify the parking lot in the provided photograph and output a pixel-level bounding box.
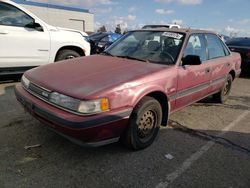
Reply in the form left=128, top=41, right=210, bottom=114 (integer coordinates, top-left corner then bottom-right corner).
left=0, top=77, right=250, bottom=188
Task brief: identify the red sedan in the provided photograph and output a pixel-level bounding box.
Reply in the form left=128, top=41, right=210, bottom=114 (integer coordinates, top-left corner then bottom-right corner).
left=15, top=29, right=241, bottom=150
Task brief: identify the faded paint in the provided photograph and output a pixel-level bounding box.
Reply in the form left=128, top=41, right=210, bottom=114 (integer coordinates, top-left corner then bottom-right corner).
left=16, top=29, right=242, bottom=145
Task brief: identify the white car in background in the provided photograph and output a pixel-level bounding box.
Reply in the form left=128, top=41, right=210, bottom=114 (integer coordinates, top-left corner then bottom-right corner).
left=142, top=24, right=181, bottom=29
left=0, top=0, right=90, bottom=76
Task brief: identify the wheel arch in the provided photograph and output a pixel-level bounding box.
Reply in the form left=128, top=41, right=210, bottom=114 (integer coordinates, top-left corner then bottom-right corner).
left=133, top=90, right=170, bottom=127
left=54, top=46, right=85, bottom=61
left=229, top=70, right=236, bottom=80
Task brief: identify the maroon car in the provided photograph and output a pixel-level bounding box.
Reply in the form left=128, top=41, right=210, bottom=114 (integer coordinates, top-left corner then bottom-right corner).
left=15, top=29, right=241, bottom=150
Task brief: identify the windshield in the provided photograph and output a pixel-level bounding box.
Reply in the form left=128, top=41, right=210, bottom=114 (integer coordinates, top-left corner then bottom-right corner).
left=105, top=31, right=185, bottom=65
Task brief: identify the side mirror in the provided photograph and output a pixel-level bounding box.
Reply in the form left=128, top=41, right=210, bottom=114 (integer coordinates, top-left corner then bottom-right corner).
left=26, top=21, right=44, bottom=32
left=33, top=22, right=44, bottom=32
left=182, top=55, right=202, bottom=66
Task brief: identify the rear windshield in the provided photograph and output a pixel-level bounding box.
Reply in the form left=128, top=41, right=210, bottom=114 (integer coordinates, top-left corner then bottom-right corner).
left=226, top=38, right=250, bottom=46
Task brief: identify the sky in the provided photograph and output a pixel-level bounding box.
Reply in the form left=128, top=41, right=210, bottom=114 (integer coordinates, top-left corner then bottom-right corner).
left=34, top=0, right=250, bottom=36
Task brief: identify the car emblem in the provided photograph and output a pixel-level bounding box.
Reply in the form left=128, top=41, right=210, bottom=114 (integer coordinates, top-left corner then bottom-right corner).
left=41, top=91, right=49, bottom=98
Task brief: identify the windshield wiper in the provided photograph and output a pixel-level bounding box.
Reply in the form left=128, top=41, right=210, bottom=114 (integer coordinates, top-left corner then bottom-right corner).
left=116, top=55, right=147, bottom=62
left=101, top=51, right=114, bottom=57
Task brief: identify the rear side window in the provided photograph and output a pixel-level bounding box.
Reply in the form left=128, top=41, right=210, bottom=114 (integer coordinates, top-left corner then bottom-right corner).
left=0, top=2, right=34, bottom=27
left=205, top=34, right=226, bottom=59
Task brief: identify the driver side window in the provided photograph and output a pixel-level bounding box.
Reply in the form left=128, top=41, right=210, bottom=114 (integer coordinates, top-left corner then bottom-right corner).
left=184, top=34, right=207, bottom=62
left=0, top=2, right=34, bottom=27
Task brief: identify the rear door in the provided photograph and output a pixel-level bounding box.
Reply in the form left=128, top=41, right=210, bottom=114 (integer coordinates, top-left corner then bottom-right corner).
left=0, top=2, right=50, bottom=69
left=175, top=33, right=210, bottom=110
left=204, top=34, right=232, bottom=94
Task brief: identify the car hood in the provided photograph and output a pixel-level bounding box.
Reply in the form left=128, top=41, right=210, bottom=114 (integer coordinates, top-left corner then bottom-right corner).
left=25, top=55, right=167, bottom=99
left=57, top=27, right=88, bottom=37
left=47, top=25, right=88, bottom=37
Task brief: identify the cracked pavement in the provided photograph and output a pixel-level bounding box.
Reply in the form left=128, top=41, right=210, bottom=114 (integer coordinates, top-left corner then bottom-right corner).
left=0, top=77, right=250, bottom=188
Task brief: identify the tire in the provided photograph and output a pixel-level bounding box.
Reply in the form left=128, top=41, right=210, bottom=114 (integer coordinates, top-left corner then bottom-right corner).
left=55, top=49, right=81, bottom=62
left=121, top=96, right=162, bottom=150
left=213, top=74, right=233, bottom=103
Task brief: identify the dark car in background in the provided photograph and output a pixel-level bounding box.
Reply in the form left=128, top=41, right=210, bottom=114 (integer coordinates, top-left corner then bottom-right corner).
left=226, top=37, right=250, bottom=74
left=88, top=32, right=122, bottom=54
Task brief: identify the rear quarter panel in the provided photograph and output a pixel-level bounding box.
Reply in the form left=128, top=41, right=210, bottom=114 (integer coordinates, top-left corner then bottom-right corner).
left=231, top=52, right=242, bottom=76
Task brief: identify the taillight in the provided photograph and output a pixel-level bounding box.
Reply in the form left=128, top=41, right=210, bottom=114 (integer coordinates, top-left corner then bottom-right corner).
left=246, top=52, right=250, bottom=57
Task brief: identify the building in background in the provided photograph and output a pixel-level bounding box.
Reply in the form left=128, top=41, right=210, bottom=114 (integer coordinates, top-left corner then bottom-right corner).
left=13, top=0, right=94, bottom=33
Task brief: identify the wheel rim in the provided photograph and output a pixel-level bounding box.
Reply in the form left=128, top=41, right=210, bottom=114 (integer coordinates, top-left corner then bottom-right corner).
left=223, top=77, right=231, bottom=96
left=138, top=109, right=158, bottom=142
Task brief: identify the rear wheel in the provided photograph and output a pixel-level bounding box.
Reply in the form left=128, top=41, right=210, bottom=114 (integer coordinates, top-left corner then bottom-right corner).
left=121, top=96, right=162, bottom=150
left=213, top=74, right=233, bottom=103
left=55, top=49, right=81, bottom=62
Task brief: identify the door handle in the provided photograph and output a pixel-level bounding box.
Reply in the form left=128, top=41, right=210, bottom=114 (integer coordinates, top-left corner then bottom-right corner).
left=205, top=68, right=210, bottom=73
left=0, top=31, right=9, bottom=35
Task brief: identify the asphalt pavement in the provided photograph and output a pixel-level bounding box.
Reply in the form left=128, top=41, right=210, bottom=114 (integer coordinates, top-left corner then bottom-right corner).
left=0, top=77, right=249, bottom=188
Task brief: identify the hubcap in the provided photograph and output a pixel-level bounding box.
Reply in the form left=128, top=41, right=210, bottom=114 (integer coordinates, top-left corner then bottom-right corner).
left=138, top=110, right=157, bottom=139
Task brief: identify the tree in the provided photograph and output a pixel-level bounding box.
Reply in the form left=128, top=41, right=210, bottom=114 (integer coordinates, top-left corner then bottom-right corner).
left=115, top=24, right=122, bottom=34
left=97, top=25, right=107, bottom=32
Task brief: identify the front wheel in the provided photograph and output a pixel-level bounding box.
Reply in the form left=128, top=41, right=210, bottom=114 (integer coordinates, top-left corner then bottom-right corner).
left=55, top=49, right=81, bottom=62
left=121, top=96, right=162, bottom=150
left=213, top=74, right=233, bottom=103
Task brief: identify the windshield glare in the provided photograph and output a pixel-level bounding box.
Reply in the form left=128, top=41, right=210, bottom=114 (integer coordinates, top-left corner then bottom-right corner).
left=106, top=31, right=185, bottom=65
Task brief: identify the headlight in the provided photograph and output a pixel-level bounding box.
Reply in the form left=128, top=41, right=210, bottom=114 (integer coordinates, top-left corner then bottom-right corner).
left=49, top=92, right=80, bottom=111
left=78, top=98, right=109, bottom=114
left=83, top=36, right=90, bottom=43
left=49, top=92, right=109, bottom=114
left=21, top=75, right=30, bottom=89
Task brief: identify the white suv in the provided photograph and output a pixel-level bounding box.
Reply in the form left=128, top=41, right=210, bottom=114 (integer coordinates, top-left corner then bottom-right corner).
left=0, top=0, right=90, bottom=75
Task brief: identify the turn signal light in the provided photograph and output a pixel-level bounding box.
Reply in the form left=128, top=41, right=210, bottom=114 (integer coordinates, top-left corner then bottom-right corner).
left=100, top=98, right=109, bottom=111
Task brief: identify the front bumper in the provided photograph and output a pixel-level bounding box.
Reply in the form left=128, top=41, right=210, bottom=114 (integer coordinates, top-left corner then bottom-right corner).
left=15, top=85, right=132, bottom=146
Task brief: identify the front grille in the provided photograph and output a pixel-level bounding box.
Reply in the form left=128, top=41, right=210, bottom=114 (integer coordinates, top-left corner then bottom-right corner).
left=28, top=83, right=51, bottom=100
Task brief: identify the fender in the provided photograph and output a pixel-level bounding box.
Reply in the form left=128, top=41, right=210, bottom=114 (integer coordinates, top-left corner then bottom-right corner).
left=50, top=41, right=90, bottom=62
left=131, top=85, right=168, bottom=107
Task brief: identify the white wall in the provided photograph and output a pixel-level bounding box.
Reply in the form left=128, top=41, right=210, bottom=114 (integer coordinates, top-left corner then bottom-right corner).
left=21, top=5, right=94, bottom=32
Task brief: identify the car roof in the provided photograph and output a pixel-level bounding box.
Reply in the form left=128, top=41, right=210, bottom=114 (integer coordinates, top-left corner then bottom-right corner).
left=131, top=28, right=217, bottom=35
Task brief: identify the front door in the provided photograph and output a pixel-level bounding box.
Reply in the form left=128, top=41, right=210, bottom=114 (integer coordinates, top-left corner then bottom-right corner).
left=175, top=33, right=210, bottom=110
